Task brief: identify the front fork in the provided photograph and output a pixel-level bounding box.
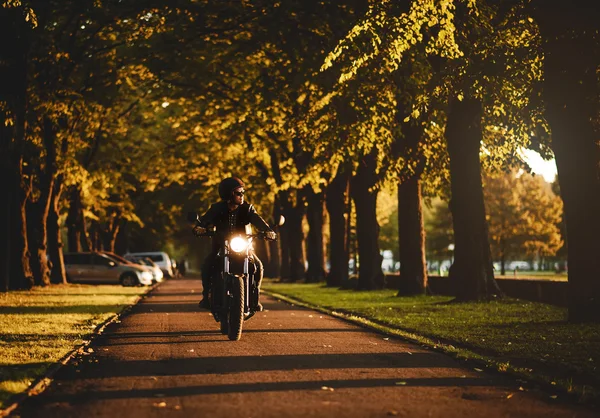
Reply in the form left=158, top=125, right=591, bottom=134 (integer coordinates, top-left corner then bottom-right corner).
left=223, top=243, right=251, bottom=313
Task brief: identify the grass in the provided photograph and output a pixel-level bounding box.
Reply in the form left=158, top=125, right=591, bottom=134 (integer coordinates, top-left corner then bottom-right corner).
left=263, top=282, right=600, bottom=405
left=0, top=284, right=148, bottom=409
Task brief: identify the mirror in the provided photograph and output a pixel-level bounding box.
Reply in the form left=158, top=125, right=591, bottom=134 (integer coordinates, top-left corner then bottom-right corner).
left=278, top=215, right=285, bottom=226
left=187, top=211, right=199, bottom=223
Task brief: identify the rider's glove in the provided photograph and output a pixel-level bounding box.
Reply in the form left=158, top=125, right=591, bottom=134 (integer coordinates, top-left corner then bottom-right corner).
left=264, top=230, right=277, bottom=241
left=193, top=226, right=207, bottom=236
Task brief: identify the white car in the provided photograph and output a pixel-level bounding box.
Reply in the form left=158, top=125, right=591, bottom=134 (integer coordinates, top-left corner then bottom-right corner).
left=124, top=255, right=164, bottom=283
left=124, top=251, right=175, bottom=278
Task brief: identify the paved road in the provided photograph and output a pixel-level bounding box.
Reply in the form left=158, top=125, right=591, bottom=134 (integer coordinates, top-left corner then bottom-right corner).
left=16, top=277, right=596, bottom=417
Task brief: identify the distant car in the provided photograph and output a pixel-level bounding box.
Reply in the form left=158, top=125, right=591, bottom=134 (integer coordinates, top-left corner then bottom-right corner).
left=123, top=255, right=164, bottom=283
left=124, top=251, right=174, bottom=278
left=63, top=252, right=154, bottom=286
left=101, top=251, right=164, bottom=285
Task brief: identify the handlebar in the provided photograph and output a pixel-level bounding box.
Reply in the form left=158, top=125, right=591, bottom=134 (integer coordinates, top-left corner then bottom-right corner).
left=193, top=230, right=276, bottom=241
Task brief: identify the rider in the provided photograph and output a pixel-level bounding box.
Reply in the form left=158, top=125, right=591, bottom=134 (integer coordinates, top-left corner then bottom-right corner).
left=193, top=177, right=276, bottom=311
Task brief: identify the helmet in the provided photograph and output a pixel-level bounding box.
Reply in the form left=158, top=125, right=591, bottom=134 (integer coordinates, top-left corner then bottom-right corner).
left=218, top=177, right=245, bottom=200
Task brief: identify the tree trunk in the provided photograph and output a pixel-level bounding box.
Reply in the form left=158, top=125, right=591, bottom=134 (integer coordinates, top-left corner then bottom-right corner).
left=30, top=117, right=60, bottom=287
left=89, top=221, right=103, bottom=251
left=325, top=168, right=351, bottom=287
left=102, top=212, right=121, bottom=253
left=285, top=190, right=306, bottom=282
left=66, top=187, right=82, bottom=252
left=397, top=176, right=427, bottom=295
left=305, top=186, right=326, bottom=282
left=0, top=154, right=10, bottom=292
left=351, top=151, right=385, bottom=290
left=278, top=191, right=292, bottom=280
left=1, top=6, right=32, bottom=290
left=445, top=97, right=501, bottom=301
left=11, top=159, right=34, bottom=289
left=264, top=200, right=282, bottom=278
left=535, top=5, right=600, bottom=322
left=48, top=179, right=67, bottom=284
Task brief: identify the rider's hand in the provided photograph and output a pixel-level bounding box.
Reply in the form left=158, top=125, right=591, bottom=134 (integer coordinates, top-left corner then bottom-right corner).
left=264, top=230, right=277, bottom=241
left=193, top=226, right=207, bottom=236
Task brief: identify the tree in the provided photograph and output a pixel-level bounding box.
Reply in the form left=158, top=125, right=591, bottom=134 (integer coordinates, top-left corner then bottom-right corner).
left=484, top=169, right=563, bottom=275
left=531, top=0, right=600, bottom=322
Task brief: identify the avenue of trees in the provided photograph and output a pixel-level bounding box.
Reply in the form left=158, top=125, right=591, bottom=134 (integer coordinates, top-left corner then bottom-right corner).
left=1, top=0, right=598, bottom=323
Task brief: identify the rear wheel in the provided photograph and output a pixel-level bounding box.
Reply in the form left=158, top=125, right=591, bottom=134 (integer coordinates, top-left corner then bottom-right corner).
left=120, top=273, right=138, bottom=287
left=227, top=275, right=244, bottom=341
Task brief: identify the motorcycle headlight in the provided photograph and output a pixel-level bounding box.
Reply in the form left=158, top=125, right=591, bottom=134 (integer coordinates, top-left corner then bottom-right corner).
left=230, top=237, right=249, bottom=253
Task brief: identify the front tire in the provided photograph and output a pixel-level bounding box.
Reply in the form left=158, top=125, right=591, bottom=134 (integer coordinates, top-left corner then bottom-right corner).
left=227, top=275, right=244, bottom=341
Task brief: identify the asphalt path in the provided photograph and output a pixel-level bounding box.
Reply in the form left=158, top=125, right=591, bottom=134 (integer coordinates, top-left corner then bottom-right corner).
left=15, top=277, right=596, bottom=417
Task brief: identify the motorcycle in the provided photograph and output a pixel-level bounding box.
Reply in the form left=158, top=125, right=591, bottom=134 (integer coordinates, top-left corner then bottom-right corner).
left=188, top=213, right=282, bottom=341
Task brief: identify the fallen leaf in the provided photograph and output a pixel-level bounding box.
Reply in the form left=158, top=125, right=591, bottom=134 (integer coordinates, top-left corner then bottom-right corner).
left=550, top=395, right=558, bottom=399
left=388, top=410, right=399, bottom=416
left=474, top=368, right=483, bottom=372
left=383, top=338, right=389, bottom=341
left=189, top=349, right=194, bottom=352
left=406, top=351, right=413, bottom=355
left=395, top=381, right=407, bottom=386
left=174, top=405, right=181, bottom=410
left=506, top=393, right=513, bottom=399
left=153, top=402, right=167, bottom=408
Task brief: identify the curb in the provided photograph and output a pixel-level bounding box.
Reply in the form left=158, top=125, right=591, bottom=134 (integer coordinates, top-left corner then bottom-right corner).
left=0, top=283, right=159, bottom=417
left=263, top=289, right=600, bottom=410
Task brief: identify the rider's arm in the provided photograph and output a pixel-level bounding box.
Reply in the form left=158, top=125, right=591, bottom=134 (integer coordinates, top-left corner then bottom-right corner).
left=248, top=205, right=276, bottom=240
left=197, top=203, right=221, bottom=228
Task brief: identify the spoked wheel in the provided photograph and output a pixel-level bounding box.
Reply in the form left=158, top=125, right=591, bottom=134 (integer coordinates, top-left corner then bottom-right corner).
left=227, top=275, right=245, bottom=341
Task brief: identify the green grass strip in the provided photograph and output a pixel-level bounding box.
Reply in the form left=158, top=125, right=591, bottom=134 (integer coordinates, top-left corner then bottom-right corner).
left=0, top=284, right=149, bottom=410
left=263, top=282, right=600, bottom=405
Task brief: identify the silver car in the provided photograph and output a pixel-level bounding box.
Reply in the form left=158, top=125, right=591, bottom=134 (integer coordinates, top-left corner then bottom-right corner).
left=63, top=252, right=154, bottom=286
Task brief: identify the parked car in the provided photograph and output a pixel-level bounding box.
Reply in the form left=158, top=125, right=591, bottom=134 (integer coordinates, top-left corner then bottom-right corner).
left=123, top=255, right=164, bottom=283
left=101, top=251, right=163, bottom=284
left=124, top=251, right=174, bottom=278
left=63, top=252, right=154, bottom=286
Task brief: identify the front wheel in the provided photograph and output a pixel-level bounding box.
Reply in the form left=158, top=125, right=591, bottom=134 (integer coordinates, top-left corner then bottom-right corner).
left=120, top=273, right=139, bottom=287
left=227, top=275, right=244, bottom=341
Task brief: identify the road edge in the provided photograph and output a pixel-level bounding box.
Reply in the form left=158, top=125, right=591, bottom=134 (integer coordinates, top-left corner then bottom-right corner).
left=0, top=283, right=160, bottom=417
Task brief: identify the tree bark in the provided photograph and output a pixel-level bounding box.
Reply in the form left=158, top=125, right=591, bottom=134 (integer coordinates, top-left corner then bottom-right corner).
left=66, top=187, right=83, bottom=252
left=102, top=212, right=121, bottom=253
left=1, top=6, right=33, bottom=290
left=305, top=186, right=326, bottom=283
left=397, top=176, right=427, bottom=295
left=30, top=117, right=60, bottom=287
left=534, top=3, right=600, bottom=322
left=325, top=168, right=351, bottom=287
left=264, top=199, right=282, bottom=278
left=48, top=178, right=67, bottom=284
left=285, top=190, right=306, bottom=282
left=351, top=151, right=385, bottom=290
left=278, top=191, right=292, bottom=280
left=445, top=97, right=501, bottom=301
left=11, top=159, right=34, bottom=289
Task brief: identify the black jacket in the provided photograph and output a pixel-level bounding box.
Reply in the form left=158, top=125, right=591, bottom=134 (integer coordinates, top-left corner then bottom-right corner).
left=198, top=201, right=272, bottom=251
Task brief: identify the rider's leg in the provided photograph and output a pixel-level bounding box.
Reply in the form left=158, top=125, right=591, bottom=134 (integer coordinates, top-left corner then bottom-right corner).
left=252, top=254, right=264, bottom=311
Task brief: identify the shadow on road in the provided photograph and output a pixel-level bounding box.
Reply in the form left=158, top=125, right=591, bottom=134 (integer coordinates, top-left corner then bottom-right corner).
left=56, top=352, right=463, bottom=380
left=30, top=376, right=499, bottom=406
